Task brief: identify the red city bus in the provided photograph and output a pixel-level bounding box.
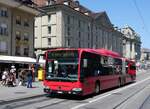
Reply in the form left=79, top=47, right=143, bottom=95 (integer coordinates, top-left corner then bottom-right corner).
left=43, top=48, right=136, bottom=96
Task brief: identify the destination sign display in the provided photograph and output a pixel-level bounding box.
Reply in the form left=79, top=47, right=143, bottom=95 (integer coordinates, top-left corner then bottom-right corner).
left=47, top=50, right=78, bottom=59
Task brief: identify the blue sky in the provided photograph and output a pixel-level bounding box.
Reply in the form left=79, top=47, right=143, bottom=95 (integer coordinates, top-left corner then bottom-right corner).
left=79, top=0, right=150, bottom=48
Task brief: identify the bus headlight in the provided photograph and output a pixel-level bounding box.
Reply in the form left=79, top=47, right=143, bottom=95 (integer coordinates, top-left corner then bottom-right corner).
left=72, top=88, right=82, bottom=92
left=44, top=86, right=50, bottom=89
left=44, top=86, right=51, bottom=93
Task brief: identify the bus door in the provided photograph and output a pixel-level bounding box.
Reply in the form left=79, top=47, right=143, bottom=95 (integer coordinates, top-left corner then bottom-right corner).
left=122, top=59, right=126, bottom=75
left=80, top=52, right=101, bottom=94
left=120, top=59, right=127, bottom=85
left=80, top=58, right=94, bottom=94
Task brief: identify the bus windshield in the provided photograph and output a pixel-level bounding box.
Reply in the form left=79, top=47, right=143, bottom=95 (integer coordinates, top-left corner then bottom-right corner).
left=45, top=50, right=78, bottom=82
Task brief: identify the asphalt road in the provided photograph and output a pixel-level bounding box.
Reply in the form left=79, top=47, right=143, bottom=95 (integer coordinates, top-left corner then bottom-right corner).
left=1, top=69, right=150, bottom=109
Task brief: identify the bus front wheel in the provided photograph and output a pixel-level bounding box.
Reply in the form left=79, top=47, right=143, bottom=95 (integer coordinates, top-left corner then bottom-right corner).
left=118, top=78, right=121, bottom=87
left=95, top=82, right=100, bottom=94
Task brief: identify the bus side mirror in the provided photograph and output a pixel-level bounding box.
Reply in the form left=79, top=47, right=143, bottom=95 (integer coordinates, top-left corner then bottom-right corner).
left=54, top=60, right=58, bottom=70
left=83, top=59, right=88, bottom=68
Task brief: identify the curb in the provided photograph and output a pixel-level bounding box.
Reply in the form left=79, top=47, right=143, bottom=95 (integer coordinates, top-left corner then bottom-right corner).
left=0, top=94, right=45, bottom=105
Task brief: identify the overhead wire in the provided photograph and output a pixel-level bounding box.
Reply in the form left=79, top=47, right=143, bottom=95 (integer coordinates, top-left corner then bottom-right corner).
left=132, top=0, right=150, bottom=34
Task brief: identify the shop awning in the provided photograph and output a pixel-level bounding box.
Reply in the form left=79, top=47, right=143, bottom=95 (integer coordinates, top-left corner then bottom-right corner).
left=0, top=55, right=36, bottom=64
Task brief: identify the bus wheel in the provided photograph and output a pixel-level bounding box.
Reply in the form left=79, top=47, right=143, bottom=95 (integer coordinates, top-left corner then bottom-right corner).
left=131, top=75, right=136, bottom=82
left=118, top=79, right=121, bottom=87
left=95, top=82, right=100, bottom=94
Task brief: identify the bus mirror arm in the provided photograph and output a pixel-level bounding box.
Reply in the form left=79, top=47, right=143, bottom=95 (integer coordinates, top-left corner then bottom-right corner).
left=36, top=54, right=46, bottom=63
left=79, top=76, right=85, bottom=82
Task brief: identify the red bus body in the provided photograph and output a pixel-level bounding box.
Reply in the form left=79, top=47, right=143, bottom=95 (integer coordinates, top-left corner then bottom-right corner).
left=43, top=48, right=136, bottom=96
left=126, top=59, right=136, bottom=81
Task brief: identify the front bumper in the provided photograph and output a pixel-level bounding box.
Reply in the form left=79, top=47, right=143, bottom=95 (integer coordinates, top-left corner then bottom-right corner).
left=43, top=88, right=83, bottom=95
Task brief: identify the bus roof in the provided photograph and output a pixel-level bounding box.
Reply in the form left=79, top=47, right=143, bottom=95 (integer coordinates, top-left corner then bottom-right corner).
left=95, top=49, right=121, bottom=57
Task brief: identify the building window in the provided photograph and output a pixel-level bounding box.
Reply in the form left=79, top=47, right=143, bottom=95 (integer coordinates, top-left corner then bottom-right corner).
left=78, top=20, right=81, bottom=28
left=96, top=35, right=98, bottom=41
left=130, top=42, right=132, bottom=51
left=24, top=18, right=29, bottom=27
left=0, top=8, right=8, bottom=17
left=88, top=24, right=90, bottom=31
left=0, top=41, right=8, bottom=54
left=64, top=1, right=69, bottom=5
left=0, top=23, right=8, bottom=36
left=24, top=47, right=29, bottom=56
left=48, top=15, right=51, bottom=22
left=16, top=16, right=21, bottom=25
left=0, top=27, right=2, bottom=35
left=24, top=33, right=29, bottom=41
left=15, top=46, right=21, bottom=56
left=79, top=41, right=81, bottom=48
left=79, top=31, right=81, bottom=38
left=48, top=26, right=51, bottom=34
left=16, top=31, right=21, bottom=41
left=88, top=43, right=90, bottom=48
left=102, top=30, right=104, bottom=47
left=67, top=27, right=70, bottom=36
left=88, top=33, right=90, bottom=40
left=46, top=0, right=55, bottom=5
left=95, top=44, right=97, bottom=48
left=48, top=38, right=51, bottom=45
left=67, top=16, right=70, bottom=24
left=66, top=38, right=70, bottom=47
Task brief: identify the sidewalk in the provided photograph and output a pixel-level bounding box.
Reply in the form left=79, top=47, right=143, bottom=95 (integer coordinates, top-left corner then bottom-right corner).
left=0, top=79, right=45, bottom=104
left=137, top=69, right=147, bottom=75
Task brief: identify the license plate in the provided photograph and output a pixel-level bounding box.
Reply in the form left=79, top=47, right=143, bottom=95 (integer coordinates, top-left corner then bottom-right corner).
left=57, top=91, right=63, bottom=94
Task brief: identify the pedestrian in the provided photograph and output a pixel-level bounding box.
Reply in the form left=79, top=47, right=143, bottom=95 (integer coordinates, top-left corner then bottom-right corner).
left=1, top=70, right=8, bottom=86
left=18, top=70, right=24, bottom=86
left=136, top=62, right=140, bottom=71
left=7, top=72, right=14, bottom=87
left=10, top=65, right=16, bottom=86
left=27, top=68, right=33, bottom=88
left=31, top=65, right=35, bottom=82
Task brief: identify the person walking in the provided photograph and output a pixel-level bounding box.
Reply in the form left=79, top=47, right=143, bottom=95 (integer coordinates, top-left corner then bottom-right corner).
left=1, top=70, right=8, bottom=86
left=31, top=65, right=35, bottom=82
left=18, top=70, right=25, bottom=86
left=27, top=68, right=33, bottom=88
left=10, top=65, right=16, bottom=86
left=7, top=71, right=15, bottom=87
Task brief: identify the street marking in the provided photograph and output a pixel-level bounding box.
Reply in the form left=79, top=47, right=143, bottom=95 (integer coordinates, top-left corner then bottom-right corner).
left=88, top=93, right=111, bottom=103
left=112, top=76, right=150, bottom=94
left=71, top=103, right=88, bottom=109
left=71, top=76, right=150, bottom=109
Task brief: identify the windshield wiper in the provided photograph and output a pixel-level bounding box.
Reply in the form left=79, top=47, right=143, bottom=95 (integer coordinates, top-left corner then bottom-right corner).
left=68, top=75, right=77, bottom=78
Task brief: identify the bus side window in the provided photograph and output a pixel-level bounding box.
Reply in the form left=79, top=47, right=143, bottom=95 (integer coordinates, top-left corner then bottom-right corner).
left=81, top=51, right=102, bottom=77
left=83, top=59, right=88, bottom=68
left=103, top=66, right=109, bottom=75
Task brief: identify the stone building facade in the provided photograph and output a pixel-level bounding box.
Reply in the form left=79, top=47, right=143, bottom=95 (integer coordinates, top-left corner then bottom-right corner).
left=121, top=26, right=141, bottom=60
left=0, top=0, right=39, bottom=57
left=141, top=48, right=150, bottom=61
left=34, top=0, right=123, bottom=56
